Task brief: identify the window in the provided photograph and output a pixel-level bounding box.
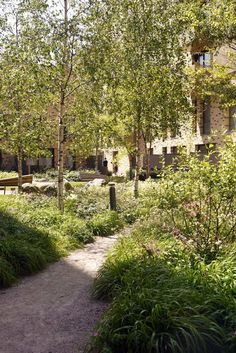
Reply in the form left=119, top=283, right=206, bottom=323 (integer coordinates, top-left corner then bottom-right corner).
left=162, top=147, right=167, bottom=155
left=192, top=51, right=212, bottom=68
left=195, top=144, right=205, bottom=153
left=195, top=144, right=215, bottom=154
left=200, top=99, right=211, bottom=135
left=171, top=146, right=177, bottom=154
left=229, top=106, right=236, bottom=131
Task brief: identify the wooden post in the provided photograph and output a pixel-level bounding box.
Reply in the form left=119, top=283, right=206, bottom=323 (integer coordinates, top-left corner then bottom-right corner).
left=109, top=182, right=116, bottom=211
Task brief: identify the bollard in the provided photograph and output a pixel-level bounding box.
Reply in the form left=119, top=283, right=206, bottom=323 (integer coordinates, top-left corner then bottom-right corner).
left=109, top=182, right=116, bottom=211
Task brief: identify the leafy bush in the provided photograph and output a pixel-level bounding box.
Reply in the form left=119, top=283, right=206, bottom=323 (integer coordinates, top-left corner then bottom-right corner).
left=65, top=170, right=81, bottom=181
left=65, top=187, right=109, bottom=219
left=60, top=217, right=94, bottom=245
left=89, top=211, right=123, bottom=237
left=155, top=140, right=236, bottom=261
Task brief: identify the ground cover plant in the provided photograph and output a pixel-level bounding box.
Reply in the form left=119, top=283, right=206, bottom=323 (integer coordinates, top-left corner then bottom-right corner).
left=92, top=226, right=236, bottom=353
left=0, top=194, right=93, bottom=287
left=0, top=184, right=133, bottom=287
left=90, top=141, right=236, bottom=353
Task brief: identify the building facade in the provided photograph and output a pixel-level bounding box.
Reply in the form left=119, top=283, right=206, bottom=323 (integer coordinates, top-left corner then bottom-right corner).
left=1, top=47, right=235, bottom=177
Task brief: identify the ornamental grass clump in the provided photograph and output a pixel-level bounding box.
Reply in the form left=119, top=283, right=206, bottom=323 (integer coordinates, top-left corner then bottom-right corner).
left=91, top=227, right=236, bottom=353
left=89, top=211, right=124, bottom=237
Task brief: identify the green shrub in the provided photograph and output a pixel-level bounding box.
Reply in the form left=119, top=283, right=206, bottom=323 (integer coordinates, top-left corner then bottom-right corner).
left=106, top=176, right=126, bottom=183
left=65, top=170, right=81, bottom=181
left=60, top=217, right=94, bottom=245
left=153, top=140, right=236, bottom=262
left=89, top=211, right=123, bottom=237
left=67, top=187, right=109, bottom=219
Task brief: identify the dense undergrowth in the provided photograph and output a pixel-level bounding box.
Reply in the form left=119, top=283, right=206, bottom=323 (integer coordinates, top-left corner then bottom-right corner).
left=0, top=189, right=129, bottom=288
left=90, top=141, right=236, bottom=353
left=92, top=225, right=236, bottom=353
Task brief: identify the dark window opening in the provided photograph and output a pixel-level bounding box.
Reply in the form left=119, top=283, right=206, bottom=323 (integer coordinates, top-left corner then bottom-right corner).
left=162, top=147, right=167, bottom=155
left=170, top=127, right=181, bottom=138
left=192, top=51, right=212, bottom=67
left=192, top=99, right=198, bottom=133
left=200, top=100, right=211, bottom=135
left=171, top=146, right=177, bottom=154
left=195, top=143, right=215, bottom=154
left=229, top=106, right=236, bottom=131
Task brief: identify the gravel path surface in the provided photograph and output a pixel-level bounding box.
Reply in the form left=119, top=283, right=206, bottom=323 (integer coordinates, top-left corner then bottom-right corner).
left=0, top=234, right=120, bottom=353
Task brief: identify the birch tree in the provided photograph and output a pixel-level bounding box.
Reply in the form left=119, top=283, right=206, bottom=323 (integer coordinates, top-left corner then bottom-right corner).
left=86, top=0, right=192, bottom=197
left=46, top=0, right=96, bottom=212
left=0, top=0, right=54, bottom=191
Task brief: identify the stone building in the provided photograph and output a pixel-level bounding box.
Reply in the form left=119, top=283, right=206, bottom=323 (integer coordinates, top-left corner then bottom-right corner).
left=152, top=46, right=236, bottom=160
left=1, top=46, right=235, bottom=176
left=102, top=45, right=236, bottom=176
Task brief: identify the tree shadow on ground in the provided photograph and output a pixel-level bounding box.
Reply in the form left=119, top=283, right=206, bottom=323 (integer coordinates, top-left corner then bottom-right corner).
left=0, top=208, right=70, bottom=286
left=0, top=208, right=114, bottom=352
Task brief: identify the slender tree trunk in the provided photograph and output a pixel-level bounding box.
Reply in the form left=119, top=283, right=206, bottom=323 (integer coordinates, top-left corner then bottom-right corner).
left=95, top=136, right=99, bottom=172
left=134, top=141, right=141, bottom=198
left=134, top=111, right=141, bottom=198
left=57, top=104, right=65, bottom=212
left=146, top=140, right=152, bottom=178
left=144, top=140, right=148, bottom=175
left=57, top=0, right=69, bottom=213
left=128, top=154, right=134, bottom=180
left=147, top=149, right=151, bottom=178
left=18, top=148, right=23, bottom=193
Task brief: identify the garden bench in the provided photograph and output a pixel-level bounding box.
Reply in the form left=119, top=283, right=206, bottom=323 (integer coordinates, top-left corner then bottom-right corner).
left=79, top=172, right=106, bottom=182
left=0, top=174, right=33, bottom=194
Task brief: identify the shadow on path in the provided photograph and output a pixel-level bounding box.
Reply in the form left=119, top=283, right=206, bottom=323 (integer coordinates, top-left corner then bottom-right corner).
left=0, top=235, right=118, bottom=353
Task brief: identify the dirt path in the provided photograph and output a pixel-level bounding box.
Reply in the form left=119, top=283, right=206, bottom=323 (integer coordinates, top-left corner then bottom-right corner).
left=0, top=234, right=120, bottom=353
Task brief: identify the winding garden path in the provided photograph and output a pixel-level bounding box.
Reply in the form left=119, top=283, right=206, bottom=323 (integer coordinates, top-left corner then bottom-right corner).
left=0, top=234, right=120, bottom=353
